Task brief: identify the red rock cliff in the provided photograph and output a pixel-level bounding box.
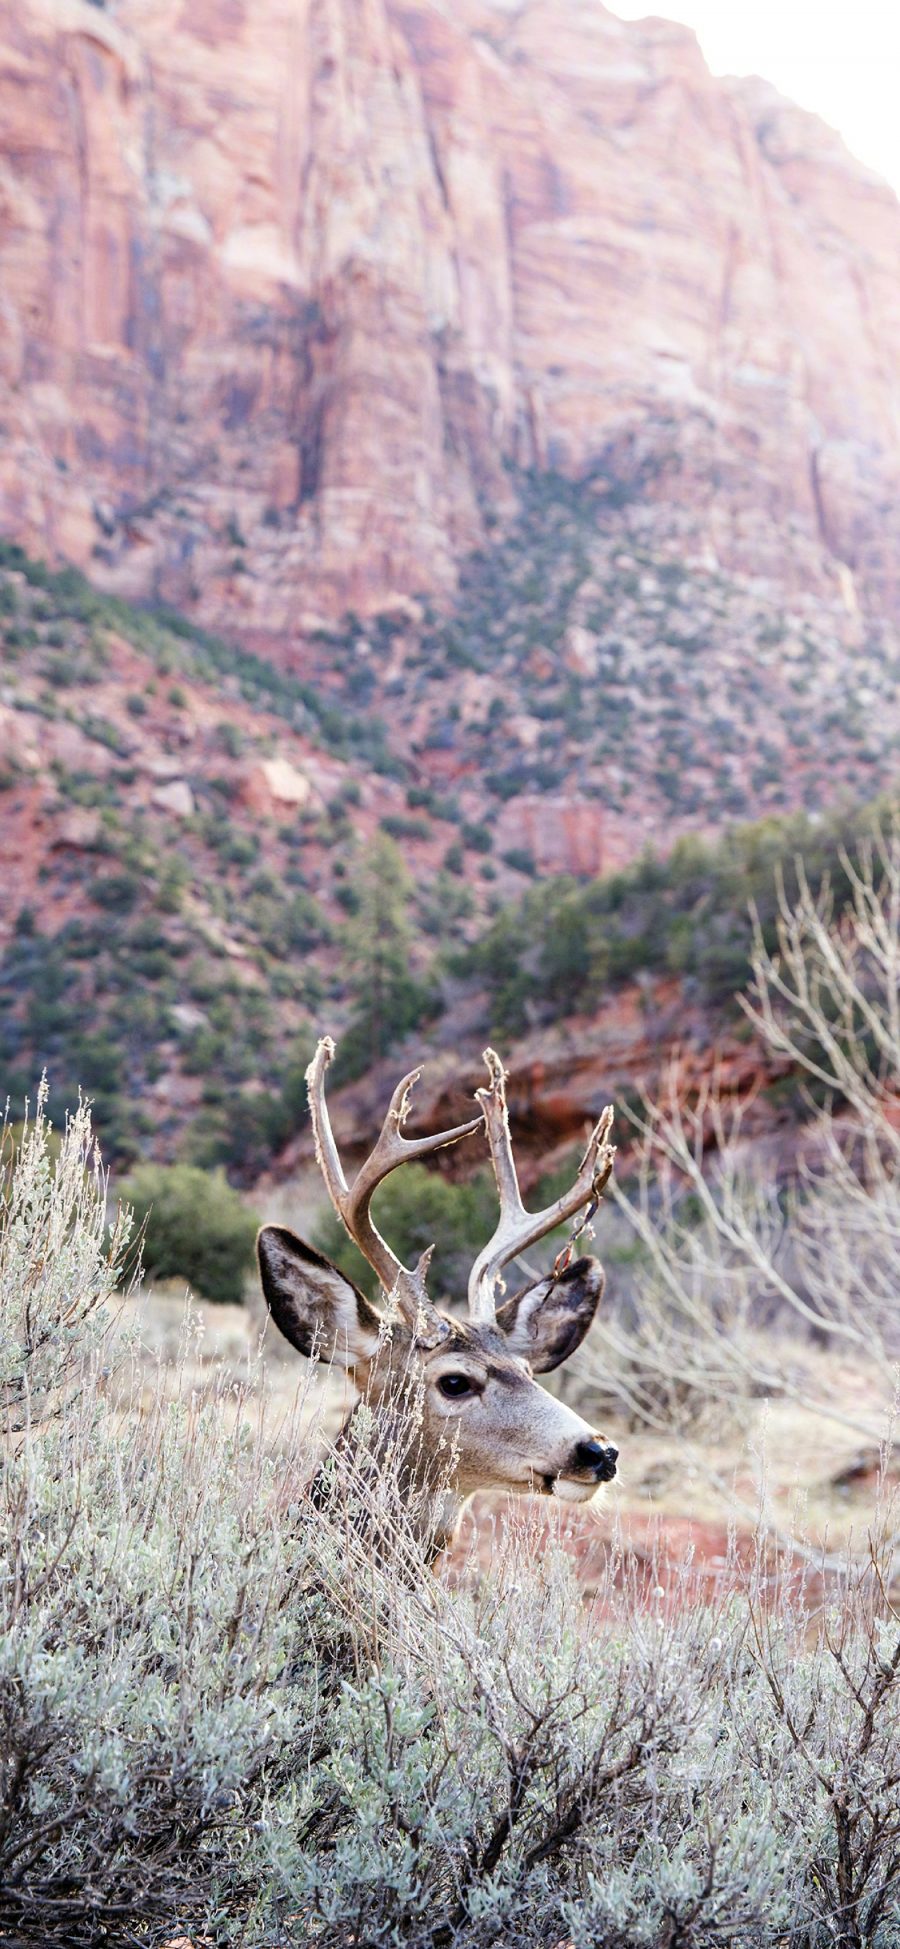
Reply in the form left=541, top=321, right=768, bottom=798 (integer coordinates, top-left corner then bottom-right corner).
left=2, top=0, right=900, bottom=641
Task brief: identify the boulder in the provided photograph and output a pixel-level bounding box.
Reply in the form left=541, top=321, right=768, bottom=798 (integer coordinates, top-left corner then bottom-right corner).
left=259, top=758, right=315, bottom=808
left=151, top=779, right=195, bottom=818
left=53, top=809, right=102, bottom=850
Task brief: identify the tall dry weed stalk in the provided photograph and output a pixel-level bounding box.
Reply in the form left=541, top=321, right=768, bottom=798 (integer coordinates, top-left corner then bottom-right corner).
left=0, top=1083, right=133, bottom=1427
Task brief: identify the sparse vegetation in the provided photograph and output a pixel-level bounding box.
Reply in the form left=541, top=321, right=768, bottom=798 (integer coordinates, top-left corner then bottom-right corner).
left=332, top=833, right=440, bottom=1083
left=0, top=540, right=398, bottom=773
left=459, top=795, right=900, bottom=1037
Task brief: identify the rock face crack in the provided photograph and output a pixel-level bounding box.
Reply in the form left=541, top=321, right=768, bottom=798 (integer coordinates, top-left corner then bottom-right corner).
left=809, top=446, right=839, bottom=562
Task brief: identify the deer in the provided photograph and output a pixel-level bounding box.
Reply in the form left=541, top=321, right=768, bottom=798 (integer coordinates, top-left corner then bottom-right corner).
left=256, top=1038, right=619, bottom=1561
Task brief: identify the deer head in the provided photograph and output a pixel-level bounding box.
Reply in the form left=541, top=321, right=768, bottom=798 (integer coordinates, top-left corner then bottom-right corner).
left=257, top=1039, right=618, bottom=1551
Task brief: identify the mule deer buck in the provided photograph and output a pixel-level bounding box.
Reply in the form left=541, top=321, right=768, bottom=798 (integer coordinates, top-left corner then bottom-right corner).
left=257, top=1039, right=618, bottom=1558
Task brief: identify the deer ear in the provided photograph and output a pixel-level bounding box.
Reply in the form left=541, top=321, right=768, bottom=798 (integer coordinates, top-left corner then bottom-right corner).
left=496, top=1255, right=604, bottom=1374
left=257, top=1226, right=382, bottom=1372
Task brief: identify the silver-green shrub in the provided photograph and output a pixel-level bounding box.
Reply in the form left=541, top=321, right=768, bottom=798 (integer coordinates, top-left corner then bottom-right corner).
left=1, top=1100, right=898, bottom=1946
left=0, top=1083, right=132, bottom=1425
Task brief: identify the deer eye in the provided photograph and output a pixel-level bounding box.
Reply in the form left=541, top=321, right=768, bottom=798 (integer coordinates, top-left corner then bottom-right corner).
left=437, top=1372, right=478, bottom=1399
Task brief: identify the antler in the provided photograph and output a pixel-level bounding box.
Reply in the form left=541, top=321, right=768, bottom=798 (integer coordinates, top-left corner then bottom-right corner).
left=306, top=1037, right=482, bottom=1328
left=468, top=1048, right=616, bottom=1323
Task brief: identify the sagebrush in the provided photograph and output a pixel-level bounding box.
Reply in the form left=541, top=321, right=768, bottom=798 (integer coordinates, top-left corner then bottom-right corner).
left=1, top=1096, right=898, bottom=1947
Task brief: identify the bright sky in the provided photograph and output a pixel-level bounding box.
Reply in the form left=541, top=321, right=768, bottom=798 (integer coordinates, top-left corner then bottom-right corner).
left=610, top=0, right=900, bottom=195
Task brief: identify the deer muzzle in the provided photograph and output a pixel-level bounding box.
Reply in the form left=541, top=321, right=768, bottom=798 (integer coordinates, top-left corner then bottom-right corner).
left=548, top=1436, right=619, bottom=1503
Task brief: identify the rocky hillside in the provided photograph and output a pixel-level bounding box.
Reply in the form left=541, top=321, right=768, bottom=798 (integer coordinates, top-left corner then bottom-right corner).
left=301, top=466, right=900, bottom=871
left=3, top=0, right=900, bottom=1178
left=2, top=0, right=900, bottom=643
left=1, top=533, right=891, bottom=1176
left=0, top=542, right=426, bottom=1166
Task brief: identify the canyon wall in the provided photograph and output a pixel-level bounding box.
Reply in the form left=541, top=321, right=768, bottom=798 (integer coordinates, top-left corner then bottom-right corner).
left=2, top=0, right=900, bottom=647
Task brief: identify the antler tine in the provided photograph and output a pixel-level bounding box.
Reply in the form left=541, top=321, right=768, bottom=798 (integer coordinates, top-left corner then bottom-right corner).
left=467, top=1048, right=616, bottom=1323
left=306, top=1037, right=481, bottom=1321
left=306, top=1035, right=350, bottom=1207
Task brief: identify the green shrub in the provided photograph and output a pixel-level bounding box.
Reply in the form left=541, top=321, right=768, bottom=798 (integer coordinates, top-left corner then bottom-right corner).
left=416, top=870, right=475, bottom=940
left=462, top=820, right=493, bottom=853
left=502, top=846, right=537, bottom=876
left=0, top=1086, right=132, bottom=1421
left=88, top=871, right=140, bottom=913
left=122, top=1161, right=259, bottom=1303
left=215, top=719, right=243, bottom=758
left=82, top=714, right=128, bottom=755
left=380, top=813, right=431, bottom=842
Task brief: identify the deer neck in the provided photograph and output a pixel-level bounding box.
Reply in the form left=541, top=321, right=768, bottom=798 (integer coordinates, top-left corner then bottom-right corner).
left=309, top=1397, right=465, bottom=1565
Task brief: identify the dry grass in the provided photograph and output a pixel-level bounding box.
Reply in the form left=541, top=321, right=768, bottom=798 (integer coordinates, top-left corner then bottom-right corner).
left=112, top=1287, right=895, bottom=1607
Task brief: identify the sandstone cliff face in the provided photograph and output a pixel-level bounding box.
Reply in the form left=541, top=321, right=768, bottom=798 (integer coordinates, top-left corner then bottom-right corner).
left=2, top=0, right=900, bottom=640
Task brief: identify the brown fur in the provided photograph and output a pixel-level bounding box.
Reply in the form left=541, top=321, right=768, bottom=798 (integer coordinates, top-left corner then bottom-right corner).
left=257, top=1228, right=618, bottom=1555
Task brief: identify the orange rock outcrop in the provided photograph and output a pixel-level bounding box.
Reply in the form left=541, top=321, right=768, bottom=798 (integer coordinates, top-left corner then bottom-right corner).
left=2, top=0, right=900, bottom=641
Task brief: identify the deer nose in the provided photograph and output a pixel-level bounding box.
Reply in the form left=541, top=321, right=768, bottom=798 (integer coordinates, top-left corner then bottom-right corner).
left=573, top=1438, right=618, bottom=1479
